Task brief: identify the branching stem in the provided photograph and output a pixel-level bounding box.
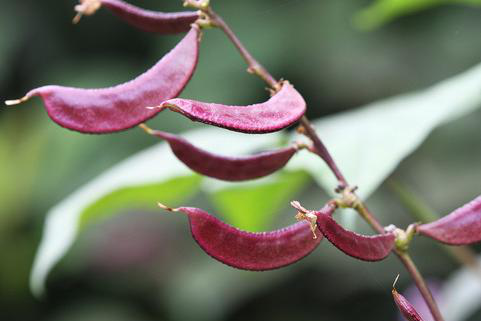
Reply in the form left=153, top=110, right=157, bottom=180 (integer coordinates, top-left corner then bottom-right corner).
left=202, top=4, right=444, bottom=321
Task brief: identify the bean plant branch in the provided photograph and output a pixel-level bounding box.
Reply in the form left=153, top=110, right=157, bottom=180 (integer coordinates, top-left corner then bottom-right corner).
left=197, top=3, right=444, bottom=320
left=201, top=5, right=348, bottom=188
left=397, top=253, right=445, bottom=321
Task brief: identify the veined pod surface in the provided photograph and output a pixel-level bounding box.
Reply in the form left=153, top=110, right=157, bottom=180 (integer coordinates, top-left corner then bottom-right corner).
left=159, top=81, right=306, bottom=133
left=417, top=195, right=481, bottom=245
left=142, top=125, right=300, bottom=181
left=74, top=0, right=199, bottom=34
left=5, top=26, right=200, bottom=134
left=316, top=213, right=395, bottom=261
left=159, top=205, right=322, bottom=270
left=392, top=277, right=425, bottom=321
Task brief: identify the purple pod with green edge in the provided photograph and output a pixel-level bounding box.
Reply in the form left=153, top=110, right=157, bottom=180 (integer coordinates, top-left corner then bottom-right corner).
left=392, top=288, right=425, bottom=321
left=74, top=0, right=199, bottom=34
left=417, top=195, right=481, bottom=245
left=5, top=26, right=200, bottom=134
left=160, top=81, right=306, bottom=134
left=315, top=213, right=395, bottom=261
left=160, top=205, right=323, bottom=270
left=148, top=129, right=300, bottom=181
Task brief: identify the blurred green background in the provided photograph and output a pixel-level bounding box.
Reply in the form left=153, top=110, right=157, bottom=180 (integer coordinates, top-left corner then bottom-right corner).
left=1, top=0, right=481, bottom=320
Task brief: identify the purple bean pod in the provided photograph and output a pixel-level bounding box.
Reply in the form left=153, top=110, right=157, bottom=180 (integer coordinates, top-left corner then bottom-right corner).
left=417, top=195, right=481, bottom=245
left=73, top=0, right=199, bottom=34
left=392, top=276, right=425, bottom=321
left=159, top=81, right=306, bottom=133
left=6, top=26, right=201, bottom=134
left=159, top=204, right=323, bottom=270
left=141, top=125, right=302, bottom=181
left=315, top=212, right=395, bottom=261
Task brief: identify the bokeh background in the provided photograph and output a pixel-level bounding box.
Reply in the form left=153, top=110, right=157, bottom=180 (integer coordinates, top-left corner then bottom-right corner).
left=1, top=0, right=481, bottom=320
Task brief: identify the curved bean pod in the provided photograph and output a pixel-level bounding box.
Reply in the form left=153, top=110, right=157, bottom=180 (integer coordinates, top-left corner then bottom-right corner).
left=316, top=212, right=395, bottom=261
left=141, top=125, right=301, bottom=181
left=159, top=81, right=306, bottom=133
left=73, top=0, right=199, bottom=34
left=5, top=26, right=200, bottom=134
left=417, top=195, right=481, bottom=245
left=159, top=205, right=322, bottom=270
left=392, top=276, right=425, bottom=321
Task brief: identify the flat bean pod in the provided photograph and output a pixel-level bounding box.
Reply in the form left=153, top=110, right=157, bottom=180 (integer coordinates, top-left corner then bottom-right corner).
left=160, top=205, right=322, bottom=270
left=392, top=276, right=425, bottom=321
left=417, top=195, right=481, bottom=245
left=159, top=81, right=306, bottom=133
left=73, top=0, right=199, bottom=34
left=141, top=125, right=300, bottom=181
left=6, top=26, right=200, bottom=134
left=316, top=213, right=395, bottom=261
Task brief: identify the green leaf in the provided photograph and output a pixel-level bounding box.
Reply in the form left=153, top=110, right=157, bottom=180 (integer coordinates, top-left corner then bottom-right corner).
left=30, top=128, right=283, bottom=296
left=287, top=62, right=481, bottom=200
left=207, top=170, right=309, bottom=231
left=79, top=176, right=202, bottom=230
left=354, top=0, right=481, bottom=30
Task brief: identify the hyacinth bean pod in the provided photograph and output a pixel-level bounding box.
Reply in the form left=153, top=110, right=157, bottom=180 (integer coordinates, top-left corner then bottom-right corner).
left=140, top=125, right=301, bottom=181
left=73, top=0, right=199, bottom=34
left=316, top=213, right=395, bottom=261
left=159, top=204, right=323, bottom=270
left=417, top=195, right=481, bottom=245
left=158, top=81, right=306, bottom=133
left=5, top=26, right=200, bottom=134
left=392, top=276, right=425, bottom=321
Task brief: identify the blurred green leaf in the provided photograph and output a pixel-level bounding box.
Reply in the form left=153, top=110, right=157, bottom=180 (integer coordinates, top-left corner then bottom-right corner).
left=208, top=170, right=309, bottom=231
left=388, top=179, right=440, bottom=222
left=79, top=176, right=202, bottom=230
left=30, top=127, right=283, bottom=296
left=354, top=0, right=481, bottom=30
left=287, top=62, right=481, bottom=200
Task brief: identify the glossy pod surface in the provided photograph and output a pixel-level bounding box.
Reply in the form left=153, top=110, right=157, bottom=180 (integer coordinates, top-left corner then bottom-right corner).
left=95, top=0, right=199, bottom=34
left=392, top=288, right=425, bottom=321
left=161, top=81, right=306, bottom=133
left=163, top=206, right=322, bottom=270
left=316, top=213, right=395, bottom=261
left=11, top=26, right=200, bottom=133
left=150, top=129, right=299, bottom=181
left=417, top=195, right=481, bottom=245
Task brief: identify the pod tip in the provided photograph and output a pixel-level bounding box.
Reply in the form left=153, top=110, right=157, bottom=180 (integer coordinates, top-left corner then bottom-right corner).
left=157, top=202, right=178, bottom=212
left=392, top=274, right=400, bottom=289
left=73, top=0, right=102, bottom=24
left=5, top=96, right=29, bottom=106
left=138, top=123, right=154, bottom=135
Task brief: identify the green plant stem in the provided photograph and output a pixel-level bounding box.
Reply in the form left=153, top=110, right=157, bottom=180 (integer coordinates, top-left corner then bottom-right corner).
left=203, top=6, right=444, bottom=321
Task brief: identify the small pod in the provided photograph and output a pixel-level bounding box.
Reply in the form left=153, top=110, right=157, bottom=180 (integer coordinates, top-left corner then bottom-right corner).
left=316, top=213, right=395, bottom=261
left=73, top=0, right=199, bottom=34
left=142, top=126, right=300, bottom=181
left=160, top=205, right=322, bottom=270
left=417, top=195, right=481, bottom=245
left=5, top=26, right=200, bottom=134
left=392, top=277, right=425, bottom=321
left=159, top=81, right=306, bottom=133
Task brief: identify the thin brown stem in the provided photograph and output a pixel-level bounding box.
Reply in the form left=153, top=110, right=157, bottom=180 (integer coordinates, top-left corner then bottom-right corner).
left=205, top=8, right=277, bottom=87
left=203, top=5, right=444, bottom=321
left=206, top=7, right=347, bottom=188
left=398, top=253, right=445, bottom=321
left=356, top=201, right=445, bottom=321
left=299, top=116, right=348, bottom=188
